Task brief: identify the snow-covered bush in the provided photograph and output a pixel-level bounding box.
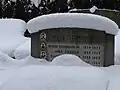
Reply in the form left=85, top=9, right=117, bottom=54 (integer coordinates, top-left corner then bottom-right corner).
left=52, top=54, right=91, bottom=66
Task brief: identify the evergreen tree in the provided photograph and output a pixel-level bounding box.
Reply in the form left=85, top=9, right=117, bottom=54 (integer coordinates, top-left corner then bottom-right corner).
left=114, top=0, right=120, bottom=10
left=38, top=0, right=49, bottom=14
left=1, top=0, right=120, bottom=20
left=90, top=0, right=104, bottom=8
left=103, top=0, right=116, bottom=9
left=72, top=0, right=83, bottom=9
left=0, top=0, right=2, bottom=18
left=14, top=0, right=27, bottom=21
left=67, top=0, right=75, bottom=9
left=47, top=0, right=58, bottom=13
left=2, top=0, right=15, bottom=18
left=31, top=4, right=40, bottom=18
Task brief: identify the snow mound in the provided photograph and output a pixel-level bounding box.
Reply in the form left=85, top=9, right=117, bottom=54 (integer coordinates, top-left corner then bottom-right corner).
left=101, top=65, right=120, bottom=90
left=0, top=51, right=49, bottom=69
left=101, top=65, right=120, bottom=76
left=90, top=6, right=98, bottom=13
left=0, top=19, right=28, bottom=57
left=0, top=51, right=24, bottom=69
left=52, top=54, right=91, bottom=66
left=14, top=39, right=31, bottom=59
left=23, top=56, right=49, bottom=66
left=27, top=13, right=119, bottom=35
left=0, top=65, right=107, bottom=90
left=108, top=77, right=120, bottom=90
left=0, top=50, right=49, bottom=69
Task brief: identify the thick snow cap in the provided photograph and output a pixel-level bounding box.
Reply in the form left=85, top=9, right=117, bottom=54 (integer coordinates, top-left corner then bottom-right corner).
left=27, top=13, right=119, bottom=35
left=0, top=19, right=28, bottom=57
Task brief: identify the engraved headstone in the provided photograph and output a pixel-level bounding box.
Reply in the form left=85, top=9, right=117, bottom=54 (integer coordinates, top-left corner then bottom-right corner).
left=28, top=13, right=118, bottom=67
left=38, top=28, right=105, bottom=66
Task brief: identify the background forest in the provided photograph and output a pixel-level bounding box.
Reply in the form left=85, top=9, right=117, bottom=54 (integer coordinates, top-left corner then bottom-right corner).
left=0, top=0, right=120, bottom=22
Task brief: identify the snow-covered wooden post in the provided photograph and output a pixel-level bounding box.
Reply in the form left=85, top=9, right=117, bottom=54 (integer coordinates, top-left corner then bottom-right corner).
left=27, top=13, right=119, bottom=67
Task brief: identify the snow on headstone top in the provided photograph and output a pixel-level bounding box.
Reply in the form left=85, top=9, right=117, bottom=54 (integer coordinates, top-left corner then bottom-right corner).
left=27, top=13, right=119, bottom=35
left=0, top=19, right=26, bottom=35
left=90, top=6, right=98, bottom=13
left=52, top=54, right=91, bottom=66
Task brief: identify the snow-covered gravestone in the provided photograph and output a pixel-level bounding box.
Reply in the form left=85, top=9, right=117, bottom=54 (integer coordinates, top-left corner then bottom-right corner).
left=27, top=13, right=119, bottom=67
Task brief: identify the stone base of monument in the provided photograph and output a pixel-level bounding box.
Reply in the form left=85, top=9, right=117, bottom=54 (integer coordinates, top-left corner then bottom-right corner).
left=31, top=28, right=114, bottom=67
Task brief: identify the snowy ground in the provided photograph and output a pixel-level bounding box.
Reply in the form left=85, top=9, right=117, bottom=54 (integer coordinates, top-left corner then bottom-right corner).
left=0, top=51, right=120, bottom=90
left=0, top=66, right=107, bottom=90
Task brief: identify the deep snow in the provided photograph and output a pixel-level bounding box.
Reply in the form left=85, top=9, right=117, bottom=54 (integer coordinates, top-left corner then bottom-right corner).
left=1, top=51, right=120, bottom=90
left=0, top=66, right=107, bottom=90
left=0, top=19, right=29, bottom=57
left=14, top=39, right=31, bottom=59
left=27, top=13, right=119, bottom=35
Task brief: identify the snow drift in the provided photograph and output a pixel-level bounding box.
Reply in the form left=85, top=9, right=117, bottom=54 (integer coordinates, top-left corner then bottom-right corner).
left=0, top=19, right=28, bottom=57
left=23, top=56, right=49, bottom=66
left=14, top=39, right=31, bottom=59
left=0, top=51, right=49, bottom=69
left=0, top=65, right=107, bottom=90
left=0, top=51, right=24, bottom=69
left=52, top=54, right=91, bottom=66
left=101, top=65, right=120, bottom=90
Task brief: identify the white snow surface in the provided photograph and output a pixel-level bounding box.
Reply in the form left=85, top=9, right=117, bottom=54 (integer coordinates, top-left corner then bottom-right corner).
left=0, top=19, right=28, bottom=57
left=14, top=39, right=31, bottom=59
left=1, top=51, right=120, bottom=90
left=0, top=51, right=24, bottom=69
left=27, top=13, right=119, bottom=35
left=101, top=65, right=120, bottom=90
left=0, top=66, right=107, bottom=90
left=0, top=51, right=49, bottom=69
left=52, top=54, right=91, bottom=66
left=23, top=56, right=49, bottom=66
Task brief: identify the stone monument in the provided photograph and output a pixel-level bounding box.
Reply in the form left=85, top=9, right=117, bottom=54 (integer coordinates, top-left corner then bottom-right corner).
left=27, top=13, right=119, bottom=67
